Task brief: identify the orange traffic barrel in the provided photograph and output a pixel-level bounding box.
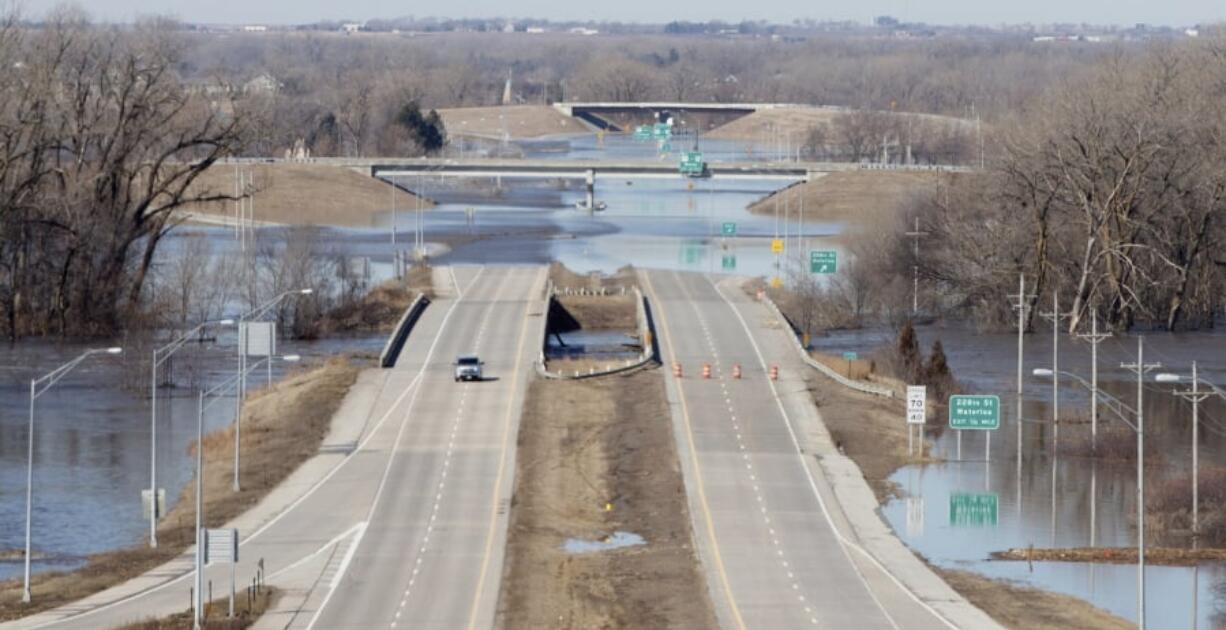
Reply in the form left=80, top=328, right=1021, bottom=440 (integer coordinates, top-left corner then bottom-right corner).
left=733, top=364, right=742, bottom=379
left=673, top=363, right=683, bottom=378
left=702, top=364, right=712, bottom=379
left=769, top=365, right=779, bottom=381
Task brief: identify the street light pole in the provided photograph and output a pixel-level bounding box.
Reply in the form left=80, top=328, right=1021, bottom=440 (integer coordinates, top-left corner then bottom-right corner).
left=904, top=217, right=927, bottom=315
left=24, top=347, right=123, bottom=603
left=234, top=289, right=311, bottom=492
left=1008, top=273, right=1035, bottom=465
left=150, top=319, right=234, bottom=549
left=1121, top=336, right=1159, bottom=630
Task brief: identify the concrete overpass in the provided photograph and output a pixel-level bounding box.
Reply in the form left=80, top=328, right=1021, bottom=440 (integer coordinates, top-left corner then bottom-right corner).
left=552, top=102, right=796, bottom=131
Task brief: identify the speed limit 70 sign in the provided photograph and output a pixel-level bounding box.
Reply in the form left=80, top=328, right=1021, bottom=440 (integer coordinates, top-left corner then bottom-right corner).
left=906, top=385, right=926, bottom=425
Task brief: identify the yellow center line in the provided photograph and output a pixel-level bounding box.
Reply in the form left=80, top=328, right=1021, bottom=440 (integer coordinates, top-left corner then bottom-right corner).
left=465, top=265, right=545, bottom=630
left=641, top=270, right=748, bottom=630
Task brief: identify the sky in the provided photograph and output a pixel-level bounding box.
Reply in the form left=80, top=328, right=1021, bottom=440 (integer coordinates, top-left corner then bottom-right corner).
left=14, top=0, right=1225, bottom=27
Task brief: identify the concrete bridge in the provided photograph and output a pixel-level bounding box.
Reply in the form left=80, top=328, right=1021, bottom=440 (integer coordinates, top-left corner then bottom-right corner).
left=551, top=101, right=794, bottom=131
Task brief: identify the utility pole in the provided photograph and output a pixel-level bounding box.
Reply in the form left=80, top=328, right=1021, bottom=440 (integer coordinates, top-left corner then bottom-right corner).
left=1120, top=336, right=1159, bottom=630
left=1008, top=273, right=1035, bottom=466
left=390, top=174, right=396, bottom=245
left=904, top=217, right=927, bottom=315
left=1075, top=305, right=1111, bottom=450
left=1169, top=361, right=1209, bottom=537
left=1038, top=290, right=1070, bottom=445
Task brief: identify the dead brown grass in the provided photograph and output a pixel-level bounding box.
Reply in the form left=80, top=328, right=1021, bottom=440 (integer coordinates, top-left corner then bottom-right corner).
left=705, top=107, right=845, bottom=142
left=554, top=295, right=636, bottom=331
left=548, top=262, right=638, bottom=293
left=182, top=163, right=430, bottom=228
left=321, top=265, right=434, bottom=334
left=116, top=587, right=278, bottom=629
left=0, top=358, right=360, bottom=621
left=496, top=370, right=716, bottom=629
left=991, top=546, right=1226, bottom=566
left=748, top=171, right=947, bottom=228
left=439, top=105, right=589, bottom=138
left=935, top=568, right=1132, bottom=630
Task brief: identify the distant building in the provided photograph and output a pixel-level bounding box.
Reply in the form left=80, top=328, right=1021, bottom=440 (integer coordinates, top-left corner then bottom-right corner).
left=341, top=23, right=363, bottom=34
left=568, top=27, right=599, bottom=35
left=243, top=73, right=281, bottom=95
left=1186, top=28, right=1200, bottom=37
left=526, top=27, right=546, bottom=34
left=502, top=23, right=515, bottom=33
left=241, top=25, right=268, bottom=33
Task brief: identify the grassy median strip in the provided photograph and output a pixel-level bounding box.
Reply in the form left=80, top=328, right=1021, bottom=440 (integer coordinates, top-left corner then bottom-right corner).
left=495, top=369, right=718, bottom=628
left=0, top=358, right=361, bottom=621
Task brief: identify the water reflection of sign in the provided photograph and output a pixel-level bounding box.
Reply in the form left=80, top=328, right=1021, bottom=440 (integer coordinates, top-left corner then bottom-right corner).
left=721, top=255, right=736, bottom=270
left=810, top=250, right=837, bottom=274
left=721, top=222, right=737, bottom=236
left=949, top=493, right=998, bottom=527
left=906, top=497, right=925, bottom=537
left=771, top=239, right=784, bottom=254
left=907, top=385, right=926, bottom=425
left=948, top=395, right=1001, bottom=430
left=679, top=240, right=704, bottom=265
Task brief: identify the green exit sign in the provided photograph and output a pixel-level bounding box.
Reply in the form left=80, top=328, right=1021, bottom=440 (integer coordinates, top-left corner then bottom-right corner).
left=948, top=395, right=1001, bottom=430
left=721, top=222, right=736, bottom=236
left=810, top=250, right=837, bottom=274
left=721, top=254, right=736, bottom=270
left=949, top=493, right=998, bottom=527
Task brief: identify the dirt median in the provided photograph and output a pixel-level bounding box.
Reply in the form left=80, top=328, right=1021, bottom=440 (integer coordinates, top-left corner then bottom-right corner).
left=495, top=369, right=716, bottom=629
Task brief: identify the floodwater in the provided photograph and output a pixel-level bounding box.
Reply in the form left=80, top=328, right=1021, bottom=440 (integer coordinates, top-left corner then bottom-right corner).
left=813, top=324, right=1226, bottom=628
left=545, top=329, right=641, bottom=361
left=563, top=531, right=646, bottom=555
left=0, top=331, right=384, bottom=580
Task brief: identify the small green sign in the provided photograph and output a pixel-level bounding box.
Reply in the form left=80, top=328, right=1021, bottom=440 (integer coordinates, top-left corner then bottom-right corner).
left=810, top=250, right=837, bottom=274
left=949, top=493, right=999, bottom=527
left=633, top=125, right=652, bottom=140
left=680, top=151, right=705, bottom=175
left=721, top=254, right=737, bottom=270
left=948, top=395, right=1001, bottom=430
left=721, top=222, right=737, bottom=236
left=842, top=351, right=858, bottom=361
left=652, top=123, right=672, bottom=139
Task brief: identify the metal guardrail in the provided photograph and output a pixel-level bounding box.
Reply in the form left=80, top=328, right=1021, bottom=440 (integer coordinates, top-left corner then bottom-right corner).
left=379, top=294, right=430, bottom=368
left=536, top=286, right=658, bottom=380
left=760, top=294, right=894, bottom=398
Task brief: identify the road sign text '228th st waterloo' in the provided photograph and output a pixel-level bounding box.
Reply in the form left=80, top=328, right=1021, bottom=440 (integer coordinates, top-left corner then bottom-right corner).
left=948, top=395, right=1000, bottom=430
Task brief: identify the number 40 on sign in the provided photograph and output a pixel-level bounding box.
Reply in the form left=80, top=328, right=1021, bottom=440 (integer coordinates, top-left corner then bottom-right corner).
left=906, top=385, right=926, bottom=425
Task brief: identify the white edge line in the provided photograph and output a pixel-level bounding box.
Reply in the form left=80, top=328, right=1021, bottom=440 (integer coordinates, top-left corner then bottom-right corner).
left=709, top=274, right=957, bottom=630
left=265, top=521, right=367, bottom=582
left=305, top=265, right=488, bottom=630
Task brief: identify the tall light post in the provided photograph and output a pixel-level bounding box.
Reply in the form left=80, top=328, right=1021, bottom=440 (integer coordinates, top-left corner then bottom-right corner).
left=150, top=319, right=235, bottom=548
left=1121, top=337, right=1159, bottom=630
left=1155, top=363, right=1224, bottom=538
left=24, top=347, right=123, bottom=603
left=193, top=353, right=298, bottom=629
left=1038, top=291, right=1070, bottom=445
left=1008, top=273, right=1035, bottom=466
left=904, top=217, right=927, bottom=315
left=235, top=289, right=312, bottom=491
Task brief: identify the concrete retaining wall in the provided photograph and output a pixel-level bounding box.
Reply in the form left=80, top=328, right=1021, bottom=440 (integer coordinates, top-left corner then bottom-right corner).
left=535, top=285, right=658, bottom=380
left=761, top=294, right=894, bottom=398
left=379, top=294, right=430, bottom=368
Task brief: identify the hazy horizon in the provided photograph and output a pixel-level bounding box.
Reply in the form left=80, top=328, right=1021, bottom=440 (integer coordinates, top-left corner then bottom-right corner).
left=13, top=0, right=1225, bottom=29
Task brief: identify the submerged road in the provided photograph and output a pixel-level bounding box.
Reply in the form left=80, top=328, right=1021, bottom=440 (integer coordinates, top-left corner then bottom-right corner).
left=643, top=270, right=973, bottom=630
left=5, top=265, right=545, bottom=630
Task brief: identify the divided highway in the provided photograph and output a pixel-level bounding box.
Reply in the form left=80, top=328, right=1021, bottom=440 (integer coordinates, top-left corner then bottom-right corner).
left=3, top=265, right=545, bottom=630
left=642, top=270, right=970, bottom=630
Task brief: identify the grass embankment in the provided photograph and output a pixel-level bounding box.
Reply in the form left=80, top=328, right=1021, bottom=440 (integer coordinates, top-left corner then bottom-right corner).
left=935, top=568, right=1133, bottom=630
left=117, top=588, right=279, bottom=630
left=0, top=358, right=361, bottom=621
left=706, top=107, right=971, bottom=144
left=320, top=265, right=434, bottom=335
left=182, top=163, right=432, bottom=228
left=496, top=369, right=717, bottom=628
left=439, top=105, right=589, bottom=138
left=747, top=170, right=947, bottom=230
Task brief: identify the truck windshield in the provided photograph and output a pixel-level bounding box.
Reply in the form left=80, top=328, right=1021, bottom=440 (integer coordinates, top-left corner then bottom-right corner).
left=458, top=357, right=479, bottom=365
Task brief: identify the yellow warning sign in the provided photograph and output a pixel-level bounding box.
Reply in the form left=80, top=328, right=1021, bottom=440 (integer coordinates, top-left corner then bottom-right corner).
left=770, top=276, right=782, bottom=288
left=771, top=239, right=784, bottom=254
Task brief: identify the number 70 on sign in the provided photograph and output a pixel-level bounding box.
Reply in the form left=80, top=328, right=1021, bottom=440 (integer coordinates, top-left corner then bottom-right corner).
left=906, top=385, right=926, bottom=425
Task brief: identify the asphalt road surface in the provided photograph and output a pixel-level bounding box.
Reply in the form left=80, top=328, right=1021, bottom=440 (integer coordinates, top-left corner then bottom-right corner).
left=643, top=269, right=955, bottom=630
left=4, top=265, right=545, bottom=630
